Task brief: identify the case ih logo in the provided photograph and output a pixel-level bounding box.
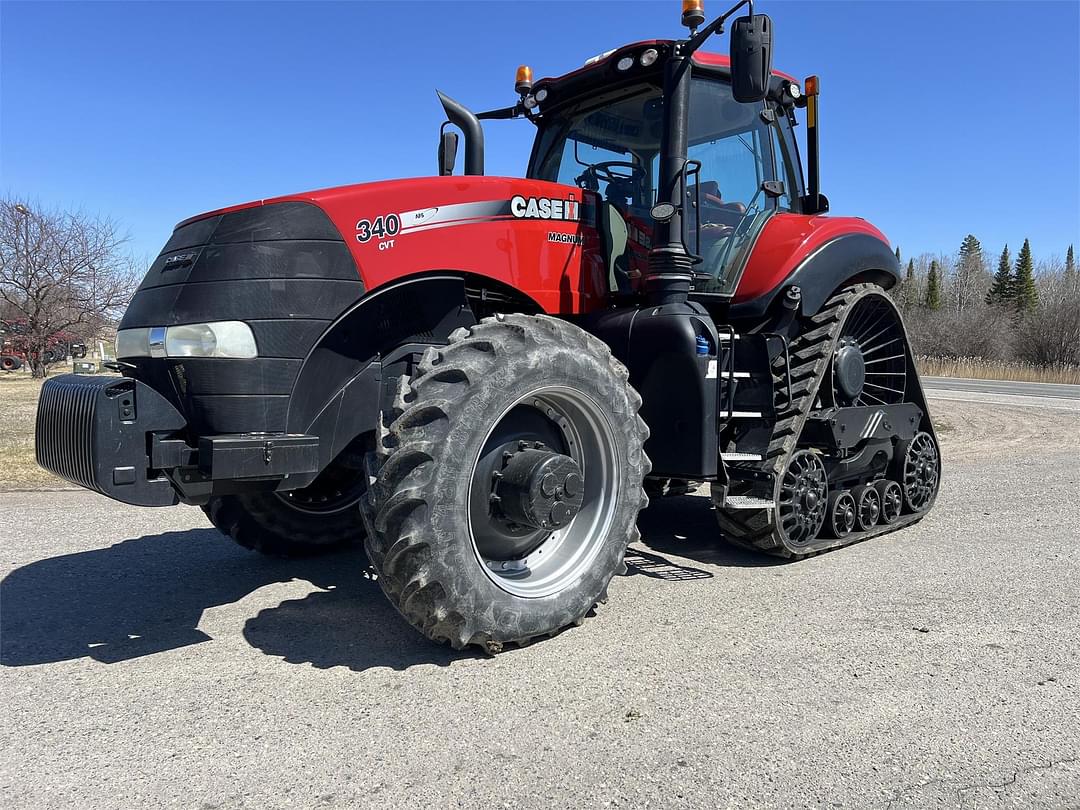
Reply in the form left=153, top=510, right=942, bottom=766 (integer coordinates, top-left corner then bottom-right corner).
left=510, top=195, right=580, bottom=222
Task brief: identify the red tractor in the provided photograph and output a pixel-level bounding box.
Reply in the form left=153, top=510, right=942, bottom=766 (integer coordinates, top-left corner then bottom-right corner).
left=2, top=319, right=87, bottom=371
left=37, top=1, right=940, bottom=651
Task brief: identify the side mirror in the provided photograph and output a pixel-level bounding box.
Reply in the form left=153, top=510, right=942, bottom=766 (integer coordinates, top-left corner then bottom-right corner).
left=438, top=129, right=459, bottom=176
left=730, top=14, right=773, bottom=103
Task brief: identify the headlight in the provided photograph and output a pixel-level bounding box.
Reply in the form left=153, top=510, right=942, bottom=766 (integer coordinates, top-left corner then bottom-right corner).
left=115, top=321, right=257, bottom=359
left=616, top=55, right=635, bottom=72
left=639, top=48, right=659, bottom=67
left=534, top=87, right=549, bottom=103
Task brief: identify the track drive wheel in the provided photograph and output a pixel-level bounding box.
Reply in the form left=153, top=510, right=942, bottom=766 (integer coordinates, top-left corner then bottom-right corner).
left=202, top=444, right=369, bottom=557
left=363, top=314, right=650, bottom=652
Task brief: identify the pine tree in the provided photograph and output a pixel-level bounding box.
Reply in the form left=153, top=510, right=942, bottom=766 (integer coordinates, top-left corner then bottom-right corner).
left=1066, top=244, right=1076, bottom=282
left=898, top=258, right=917, bottom=310
left=1013, top=238, right=1038, bottom=313
left=894, top=246, right=901, bottom=264
left=925, top=260, right=941, bottom=310
left=986, top=244, right=1014, bottom=306
left=958, top=234, right=982, bottom=268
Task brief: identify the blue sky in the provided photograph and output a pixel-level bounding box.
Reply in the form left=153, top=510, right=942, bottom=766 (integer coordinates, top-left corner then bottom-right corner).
left=2, top=1, right=1078, bottom=264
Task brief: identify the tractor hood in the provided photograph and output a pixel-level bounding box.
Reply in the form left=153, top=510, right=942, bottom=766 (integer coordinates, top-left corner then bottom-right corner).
left=176, top=175, right=599, bottom=312
left=117, top=175, right=602, bottom=436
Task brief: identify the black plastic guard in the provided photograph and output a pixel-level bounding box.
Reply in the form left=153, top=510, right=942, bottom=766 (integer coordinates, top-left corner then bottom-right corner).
left=36, top=375, right=186, bottom=506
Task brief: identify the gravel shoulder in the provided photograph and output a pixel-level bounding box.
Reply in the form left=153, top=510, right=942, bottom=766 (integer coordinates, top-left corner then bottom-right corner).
left=1, top=395, right=1078, bottom=808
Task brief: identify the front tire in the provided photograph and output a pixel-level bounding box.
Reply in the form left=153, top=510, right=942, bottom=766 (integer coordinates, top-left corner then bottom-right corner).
left=363, top=314, right=650, bottom=651
left=202, top=446, right=369, bottom=557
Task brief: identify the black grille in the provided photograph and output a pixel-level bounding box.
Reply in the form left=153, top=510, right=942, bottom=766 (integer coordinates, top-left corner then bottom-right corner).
left=35, top=376, right=120, bottom=493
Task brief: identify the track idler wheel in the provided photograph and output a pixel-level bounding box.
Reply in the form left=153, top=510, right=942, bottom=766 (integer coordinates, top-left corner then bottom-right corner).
left=852, top=485, right=881, bottom=531
left=777, top=450, right=828, bottom=547
left=900, top=431, right=940, bottom=512
left=826, top=490, right=856, bottom=538
left=875, top=480, right=903, bottom=524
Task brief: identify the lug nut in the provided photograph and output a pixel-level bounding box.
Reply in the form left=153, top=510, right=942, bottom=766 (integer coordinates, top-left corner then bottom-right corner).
left=564, top=472, right=582, bottom=497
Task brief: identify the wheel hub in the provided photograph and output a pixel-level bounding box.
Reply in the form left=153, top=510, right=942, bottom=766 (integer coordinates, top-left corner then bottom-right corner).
left=493, top=442, right=584, bottom=531
left=833, top=337, right=866, bottom=403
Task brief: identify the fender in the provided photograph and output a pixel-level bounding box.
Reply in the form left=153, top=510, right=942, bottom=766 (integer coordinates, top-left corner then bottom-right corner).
left=730, top=232, right=900, bottom=319
left=284, top=274, right=478, bottom=476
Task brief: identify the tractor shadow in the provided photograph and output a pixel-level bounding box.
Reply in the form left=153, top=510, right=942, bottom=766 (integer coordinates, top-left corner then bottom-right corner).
left=630, top=490, right=781, bottom=577
left=0, top=491, right=768, bottom=673
left=0, top=528, right=477, bottom=672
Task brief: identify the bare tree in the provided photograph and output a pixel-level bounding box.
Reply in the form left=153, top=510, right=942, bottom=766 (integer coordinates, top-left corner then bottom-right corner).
left=0, top=197, right=139, bottom=377
left=1015, top=261, right=1080, bottom=367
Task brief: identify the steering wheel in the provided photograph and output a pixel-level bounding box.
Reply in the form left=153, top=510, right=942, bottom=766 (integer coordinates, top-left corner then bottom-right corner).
left=574, top=161, right=646, bottom=193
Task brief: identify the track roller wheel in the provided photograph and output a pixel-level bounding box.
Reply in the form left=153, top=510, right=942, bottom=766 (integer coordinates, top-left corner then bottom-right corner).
left=826, top=490, right=856, bottom=538
left=852, top=485, right=881, bottom=531
left=875, top=479, right=903, bottom=524
left=899, top=431, right=940, bottom=512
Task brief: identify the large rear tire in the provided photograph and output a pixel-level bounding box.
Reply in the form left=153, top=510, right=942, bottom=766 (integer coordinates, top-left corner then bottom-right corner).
left=363, top=314, right=650, bottom=651
left=202, top=446, right=369, bottom=557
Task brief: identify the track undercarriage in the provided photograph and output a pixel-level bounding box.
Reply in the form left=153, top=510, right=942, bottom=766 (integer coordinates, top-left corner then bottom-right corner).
left=712, top=284, right=941, bottom=558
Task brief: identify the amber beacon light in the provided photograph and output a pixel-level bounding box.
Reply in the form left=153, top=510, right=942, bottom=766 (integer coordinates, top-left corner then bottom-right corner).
left=515, top=65, right=534, bottom=95
left=682, top=0, right=706, bottom=29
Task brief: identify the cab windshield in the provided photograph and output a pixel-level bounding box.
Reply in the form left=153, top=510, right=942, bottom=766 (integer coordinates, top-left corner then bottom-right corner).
left=529, top=75, right=798, bottom=295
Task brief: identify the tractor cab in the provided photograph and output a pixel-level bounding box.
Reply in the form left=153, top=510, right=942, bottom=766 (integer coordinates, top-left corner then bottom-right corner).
left=525, top=48, right=804, bottom=298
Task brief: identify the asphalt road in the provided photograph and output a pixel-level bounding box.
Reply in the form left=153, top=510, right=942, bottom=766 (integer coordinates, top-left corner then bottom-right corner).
left=2, top=397, right=1079, bottom=809
left=920, top=377, right=1080, bottom=412
left=923, top=376, right=1080, bottom=400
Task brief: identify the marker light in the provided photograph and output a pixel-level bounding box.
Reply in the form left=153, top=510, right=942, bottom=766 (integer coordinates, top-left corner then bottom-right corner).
left=804, top=75, right=820, bottom=96
left=639, top=48, right=659, bottom=67
left=515, top=65, right=534, bottom=95
left=116, top=321, right=257, bottom=359
left=616, top=55, right=635, bottom=72
left=682, top=0, right=705, bottom=29
left=535, top=87, right=549, bottom=103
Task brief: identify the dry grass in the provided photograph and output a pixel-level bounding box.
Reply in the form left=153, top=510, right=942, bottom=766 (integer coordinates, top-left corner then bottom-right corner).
left=916, top=356, right=1080, bottom=385
left=0, top=374, right=75, bottom=490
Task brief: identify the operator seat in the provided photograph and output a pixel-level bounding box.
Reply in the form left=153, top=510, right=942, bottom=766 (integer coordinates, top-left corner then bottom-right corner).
left=599, top=180, right=636, bottom=295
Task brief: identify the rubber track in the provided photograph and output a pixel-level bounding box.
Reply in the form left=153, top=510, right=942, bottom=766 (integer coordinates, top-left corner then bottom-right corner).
left=712, top=284, right=933, bottom=559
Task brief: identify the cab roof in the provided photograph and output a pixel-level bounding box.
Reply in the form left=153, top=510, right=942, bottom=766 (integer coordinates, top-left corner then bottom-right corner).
left=536, top=39, right=796, bottom=86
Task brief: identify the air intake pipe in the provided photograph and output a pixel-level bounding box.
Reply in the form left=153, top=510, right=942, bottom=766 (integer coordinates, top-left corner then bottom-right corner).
left=437, top=91, right=484, bottom=176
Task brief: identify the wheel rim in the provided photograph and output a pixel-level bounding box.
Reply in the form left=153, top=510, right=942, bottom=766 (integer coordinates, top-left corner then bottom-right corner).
left=832, top=294, right=908, bottom=407
left=877, top=480, right=903, bottom=523
left=856, top=487, right=881, bottom=529
left=275, top=450, right=368, bottom=516
left=903, top=432, right=940, bottom=511
left=467, top=386, right=621, bottom=598
left=778, top=450, right=827, bottom=546
left=829, top=491, right=856, bottom=537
